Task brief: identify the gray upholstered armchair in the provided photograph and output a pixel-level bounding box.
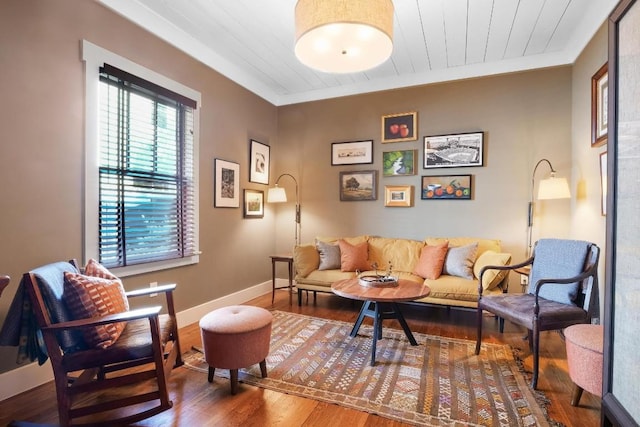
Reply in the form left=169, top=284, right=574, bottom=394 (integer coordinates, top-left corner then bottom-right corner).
left=474, top=239, right=600, bottom=389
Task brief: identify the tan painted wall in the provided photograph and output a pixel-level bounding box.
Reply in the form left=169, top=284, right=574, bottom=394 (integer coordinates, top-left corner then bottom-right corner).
left=571, top=23, right=608, bottom=314
left=0, top=0, right=278, bottom=372
left=275, top=68, right=574, bottom=264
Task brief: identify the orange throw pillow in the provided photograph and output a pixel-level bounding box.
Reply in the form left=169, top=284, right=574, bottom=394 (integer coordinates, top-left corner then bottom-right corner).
left=63, top=272, right=129, bottom=349
left=84, top=258, right=119, bottom=280
left=413, top=242, right=449, bottom=279
left=338, top=239, right=370, bottom=272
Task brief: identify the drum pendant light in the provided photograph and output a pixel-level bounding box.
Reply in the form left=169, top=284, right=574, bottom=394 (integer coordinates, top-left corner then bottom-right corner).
left=294, top=0, right=394, bottom=74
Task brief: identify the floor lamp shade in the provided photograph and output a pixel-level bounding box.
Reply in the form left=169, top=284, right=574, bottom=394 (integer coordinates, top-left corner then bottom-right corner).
left=537, top=176, right=571, bottom=200
left=294, top=0, right=394, bottom=74
left=267, top=187, right=287, bottom=203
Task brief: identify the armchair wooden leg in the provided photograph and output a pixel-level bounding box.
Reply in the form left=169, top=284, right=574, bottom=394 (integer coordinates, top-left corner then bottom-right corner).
left=570, top=383, right=584, bottom=406
left=208, top=366, right=215, bottom=383
left=475, top=306, right=483, bottom=355
left=259, top=360, right=268, bottom=378
left=531, top=324, right=540, bottom=389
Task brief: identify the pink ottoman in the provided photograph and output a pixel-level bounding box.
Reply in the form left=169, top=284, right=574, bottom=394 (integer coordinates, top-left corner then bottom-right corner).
left=564, top=324, right=604, bottom=406
left=199, top=305, right=273, bottom=394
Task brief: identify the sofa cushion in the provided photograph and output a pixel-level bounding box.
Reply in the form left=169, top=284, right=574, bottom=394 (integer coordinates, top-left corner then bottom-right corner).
left=315, top=240, right=341, bottom=270
left=423, top=275, right=479, bottom=302
left=424, top=237, right=501, bottom=257
left=473, top=250, right=512, bottom=290
left=300, top=269, right=357, bottom=285
left=316, top=235, right=369, bottom=246
left=413, top=242, right=448, bottom=279
left=338, top=240, right=371, bottom=272
left=368, top=237, right=424, bottom=273
left=63, top=272, right=129, bottom=349
left=293, top=244, right=319, bottom=278
left=443, top=242, right=478, bottom=279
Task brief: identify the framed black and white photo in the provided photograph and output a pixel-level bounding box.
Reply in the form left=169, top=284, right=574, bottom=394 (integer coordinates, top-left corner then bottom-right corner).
left=214, top=158, right=240, bottom=208
left=243, top=189, right=264, bottom=218
left=249, top=139, right=270, bottom=184
left=331, top=140, right=373, bottom=165
left=423, top=132, right=484, bottom=169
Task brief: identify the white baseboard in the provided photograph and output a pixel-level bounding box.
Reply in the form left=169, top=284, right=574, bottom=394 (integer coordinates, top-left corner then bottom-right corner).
left=0, top=280, right=274, bottom=402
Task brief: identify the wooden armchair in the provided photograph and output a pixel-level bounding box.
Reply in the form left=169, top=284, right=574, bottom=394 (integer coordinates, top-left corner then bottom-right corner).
left=23, top=260, right=183, bottom=426
left=475, top=239, right=600, bottom=389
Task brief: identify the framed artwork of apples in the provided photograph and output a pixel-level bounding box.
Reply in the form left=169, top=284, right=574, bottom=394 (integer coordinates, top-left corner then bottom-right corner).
left=421, top=175, right=472, bottom=200
left=382, top=112, right=417, bottom=143
left=423, top=131, right=484, bottom=168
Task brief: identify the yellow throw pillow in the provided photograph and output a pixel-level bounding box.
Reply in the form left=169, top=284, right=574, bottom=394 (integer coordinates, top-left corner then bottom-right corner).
left=293, top=244, right=319, bottom=278
left=473, top=250, right=512, bottom=290
left=413, top=242, right=448, bottom=279
left=338, top=239, right=371, bottom=272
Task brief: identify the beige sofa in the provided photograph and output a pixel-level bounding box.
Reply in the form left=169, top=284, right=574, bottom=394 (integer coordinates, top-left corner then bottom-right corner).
left=293, top=235, right=511, bottom=308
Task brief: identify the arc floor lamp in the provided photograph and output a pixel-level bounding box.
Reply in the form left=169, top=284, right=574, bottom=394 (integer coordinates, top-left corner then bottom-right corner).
left=527, top=158, right=571, bottom=256
left=268, top=173, right=301, bottom=246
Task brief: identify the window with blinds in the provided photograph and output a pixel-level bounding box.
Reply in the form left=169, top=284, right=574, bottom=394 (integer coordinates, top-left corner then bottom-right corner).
left=97, top=64, right=197, bottom=268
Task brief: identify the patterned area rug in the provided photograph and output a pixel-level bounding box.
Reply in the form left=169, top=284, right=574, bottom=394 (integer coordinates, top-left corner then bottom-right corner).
left=184, top=311, right=559, bottom=427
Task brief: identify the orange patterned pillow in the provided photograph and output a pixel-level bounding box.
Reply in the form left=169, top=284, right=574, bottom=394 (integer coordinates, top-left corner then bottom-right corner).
left=63, top=272, right=129, bottom=349
left=338, top=239, right=371, bottom=272
left=84, top=258, right=118, bottom=280
left=413, top=242, right=449, bottom=280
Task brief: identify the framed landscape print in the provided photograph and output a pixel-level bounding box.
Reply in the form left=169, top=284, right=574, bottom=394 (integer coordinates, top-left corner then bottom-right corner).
left=243, top=189, right=264, bottom=218
left=331, top=140, right=374, bottom=165
left=382, top=149, right=416, bottom=176
left=249, top=139, right=270, bottom=184
left=214, top=158, right=240, bottom=207
left=421, top=175, right=472, bottom=200
left=384, top=185, right=414, bottom=207
left=423, top=132, right=484, bottom=168
left=382, top=112, right=417, bottom=143
left=591, top=62, right=608, bottom=147
left=339, top=170, right=377, bottom=201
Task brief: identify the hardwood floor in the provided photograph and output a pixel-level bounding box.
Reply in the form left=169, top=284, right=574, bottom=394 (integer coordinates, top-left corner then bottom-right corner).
left=0, top=289, right=601, bottom=426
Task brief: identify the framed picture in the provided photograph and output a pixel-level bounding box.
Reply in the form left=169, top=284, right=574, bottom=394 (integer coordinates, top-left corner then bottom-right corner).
left=600, top=151, right=607, bottom=216
left=384, top=185, right=414, bottom=207
left=421, top=175, right=472, bottom=200
left=423, top=132, right=484, bottom=168
left=382, top=112, right=417, bottom=143
left=591, top=63, right=608, bottom=147
left=339, top=170, right=377, bottom=201
left=249, top=139, right=270, bottom=184
left=214, top=158, right=240, bottom=207
left=243, top=189, right=264, bottom=218
left=382, top=149, right=416, bottom=176
left=331, top=140, right=374, bottom=165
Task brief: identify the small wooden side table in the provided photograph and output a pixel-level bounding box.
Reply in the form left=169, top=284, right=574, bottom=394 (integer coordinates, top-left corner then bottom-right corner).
left=270, top=255, right=294, bottom=305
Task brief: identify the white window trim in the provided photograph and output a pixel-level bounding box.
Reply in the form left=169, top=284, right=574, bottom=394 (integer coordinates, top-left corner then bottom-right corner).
left=82, top=40, right=201, bottom=277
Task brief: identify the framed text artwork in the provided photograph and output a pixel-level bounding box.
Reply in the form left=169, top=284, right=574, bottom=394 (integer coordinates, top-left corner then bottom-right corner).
left=249, top=139, right=270, bottom=184
left=421, top=175, right=472, bottom=200
left=243, top=189, right=264, bottom=218
left=331, top=140, right=374, bottom=165
left=424, top=132, right=484, bottom=168
left=381, top=112, right=417, bottom=143
left=339, top=170, right=377, bottom=201
left=382, top=149, right=417, bottom=176
left=591, top=62, right=608, bottom=147
left=214, top=158, right=240, bottom=208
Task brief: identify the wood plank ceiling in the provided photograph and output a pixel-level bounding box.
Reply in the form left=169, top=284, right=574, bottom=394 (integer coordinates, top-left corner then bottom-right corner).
left=99, top=0, right=616, bottom=106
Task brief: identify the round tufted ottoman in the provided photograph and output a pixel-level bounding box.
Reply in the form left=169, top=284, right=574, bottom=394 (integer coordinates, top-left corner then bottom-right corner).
left=199, top=305, right=273, bottom=394
left=564, top=324, right=604, bottom=406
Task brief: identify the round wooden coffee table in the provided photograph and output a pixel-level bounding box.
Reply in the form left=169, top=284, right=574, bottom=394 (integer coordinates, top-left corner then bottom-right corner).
left=332, top=278, right=431, bottom=366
